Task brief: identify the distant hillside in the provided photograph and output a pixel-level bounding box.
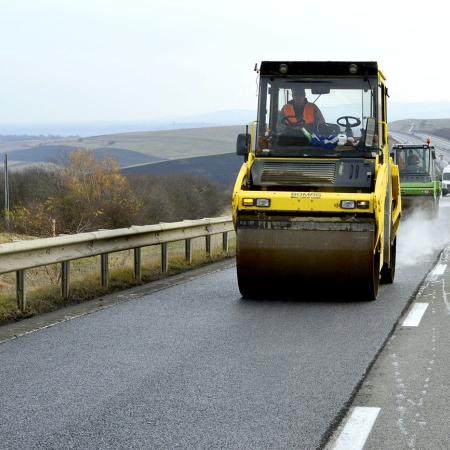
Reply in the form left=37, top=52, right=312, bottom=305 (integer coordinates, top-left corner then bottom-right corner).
left=389, top=118, right=450, bottom=131
left=4, top=116, right=450, bottom=175
left=0, top=110, right=255, bottom=137
left=122, top=153, right=243, bottom=188
left=0, top=125, right=244, bottom=170
left=2, top=102, right=450, bottom=137
left=0, top=145, right=164, bottom=168
left=389, top=118, right=450, bottom=140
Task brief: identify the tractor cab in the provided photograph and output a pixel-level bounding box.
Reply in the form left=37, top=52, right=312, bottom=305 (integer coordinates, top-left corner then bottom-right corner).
left=394, top=142, right=436, bottom=178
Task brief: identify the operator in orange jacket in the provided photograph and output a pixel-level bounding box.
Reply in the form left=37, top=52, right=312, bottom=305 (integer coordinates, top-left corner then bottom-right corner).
left=277, top=85, right=325, bottom=134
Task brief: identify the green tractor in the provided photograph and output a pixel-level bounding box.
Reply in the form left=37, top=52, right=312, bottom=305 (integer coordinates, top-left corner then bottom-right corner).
left=392, top=139, right=441, bottom=219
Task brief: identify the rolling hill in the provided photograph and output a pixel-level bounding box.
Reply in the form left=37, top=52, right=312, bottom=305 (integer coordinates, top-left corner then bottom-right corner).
left=3, top=115, right=450, bottom=189
left=0, top=125, right=247, bottom=188
left=121, top=152, right=243, bottom=188
left=0, top=125, right=245, bottom=171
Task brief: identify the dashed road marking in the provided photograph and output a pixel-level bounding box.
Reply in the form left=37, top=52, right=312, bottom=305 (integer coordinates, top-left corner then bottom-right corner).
left=331, top=407, right=380, bottom=450
left=432, top=263, right=446, bottom=276
left=402, top=302, right=429, bottom=327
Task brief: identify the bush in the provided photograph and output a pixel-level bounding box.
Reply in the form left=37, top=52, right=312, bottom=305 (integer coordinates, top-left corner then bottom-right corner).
left=0, top=149, right=230, bottom=236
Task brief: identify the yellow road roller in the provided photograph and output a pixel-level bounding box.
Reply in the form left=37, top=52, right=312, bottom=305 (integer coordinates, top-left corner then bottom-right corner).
left=232, top=61, right=401, bottom=300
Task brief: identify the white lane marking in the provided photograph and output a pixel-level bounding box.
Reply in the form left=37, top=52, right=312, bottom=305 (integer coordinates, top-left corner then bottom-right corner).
left=332, top=407, right=380, bottom=450
left=402, top=303, right=429, bottom=327
left=432, top=264, right=447, bottom=276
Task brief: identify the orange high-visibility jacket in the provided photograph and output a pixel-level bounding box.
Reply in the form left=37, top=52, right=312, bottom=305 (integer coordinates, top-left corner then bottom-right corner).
left=282, top=102, right=315, bottom=123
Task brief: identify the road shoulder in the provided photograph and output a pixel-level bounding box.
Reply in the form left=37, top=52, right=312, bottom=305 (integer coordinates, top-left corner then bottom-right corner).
left=0, top=258, right=236, bottom=344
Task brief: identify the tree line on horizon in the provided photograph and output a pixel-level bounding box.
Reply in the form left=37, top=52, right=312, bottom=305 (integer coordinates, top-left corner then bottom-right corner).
left=0, top=149, right=230, bottom=237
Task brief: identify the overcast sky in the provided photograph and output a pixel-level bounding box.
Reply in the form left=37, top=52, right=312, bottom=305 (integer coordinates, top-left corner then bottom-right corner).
left=1, top=0, right=448, bottom=124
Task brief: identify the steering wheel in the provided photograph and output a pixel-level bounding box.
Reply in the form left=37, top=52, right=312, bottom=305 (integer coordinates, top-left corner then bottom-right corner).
left=281, top=115, right=306, bottom=129
left=337, top=116, right=361, bottom=131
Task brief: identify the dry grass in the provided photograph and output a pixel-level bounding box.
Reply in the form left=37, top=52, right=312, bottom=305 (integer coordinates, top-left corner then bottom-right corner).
left=0, top=234, right=236, bottom=326
left=0, top=232, right=38, bottom=244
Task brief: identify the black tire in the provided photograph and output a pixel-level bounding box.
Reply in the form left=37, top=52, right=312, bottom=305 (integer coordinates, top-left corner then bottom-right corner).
left=380, top=236, right=397, bottom=284
left=372, top=249, right=381, bottom=299
left=361, top=249, right=380, bottom=301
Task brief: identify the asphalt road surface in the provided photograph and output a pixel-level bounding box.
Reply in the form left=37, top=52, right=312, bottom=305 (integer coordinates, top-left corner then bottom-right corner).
left=1, top=200, right=450, bottom=450
left=325, top=203, right=450, bottom=449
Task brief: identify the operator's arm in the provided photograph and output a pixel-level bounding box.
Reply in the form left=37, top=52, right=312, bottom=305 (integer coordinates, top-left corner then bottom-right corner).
left=276, top=107, right=288, bottom=132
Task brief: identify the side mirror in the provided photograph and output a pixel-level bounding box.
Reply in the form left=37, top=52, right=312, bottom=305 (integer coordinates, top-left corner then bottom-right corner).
left=365, top=117, right=376, bottom=147
left=236, top=133, right=250, bottom=156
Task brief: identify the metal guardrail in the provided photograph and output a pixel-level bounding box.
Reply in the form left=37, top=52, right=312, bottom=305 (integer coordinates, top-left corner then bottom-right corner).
left=0, top=216, right=235, bottom=311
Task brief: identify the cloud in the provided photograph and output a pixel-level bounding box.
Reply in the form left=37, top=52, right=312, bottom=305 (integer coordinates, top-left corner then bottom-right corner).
left=1, top=0, right=448, bottom=123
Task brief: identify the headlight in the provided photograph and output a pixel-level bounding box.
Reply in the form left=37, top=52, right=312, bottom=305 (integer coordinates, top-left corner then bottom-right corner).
left=341, top=200, right=370, bottom=209
left=256, top=198, right=270, bottom=207
left=242, top=198, right=271, bottom=207
left=341, top=200, right=356, bottom=209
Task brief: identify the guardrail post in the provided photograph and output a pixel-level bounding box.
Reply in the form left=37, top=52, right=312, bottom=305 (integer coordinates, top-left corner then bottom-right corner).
left=161, top=243, right=168, bottom=273
left=134, top=248, right=141, bottom=280
left=205, top=226, right=213, bottom=257
left=185, top=238, right=192, bottom=263
left=16, top=269, right=26, bottom=312
left=222, top=231, right=228, bottom=252
left=101, top=253, right=109, bottom=287
left=205, top=235, right=212, bottom=256
left=61, top=261, right=70, bottom=298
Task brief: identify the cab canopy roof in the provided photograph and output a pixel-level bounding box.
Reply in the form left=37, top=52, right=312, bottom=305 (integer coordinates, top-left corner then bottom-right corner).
left=259, top=61, right=380, bottom=77
left=392, top=144, right=433, bottom=149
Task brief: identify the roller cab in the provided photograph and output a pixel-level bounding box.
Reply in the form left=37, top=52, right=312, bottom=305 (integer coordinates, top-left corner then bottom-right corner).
left=232, top=61, right=401, bottom=300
